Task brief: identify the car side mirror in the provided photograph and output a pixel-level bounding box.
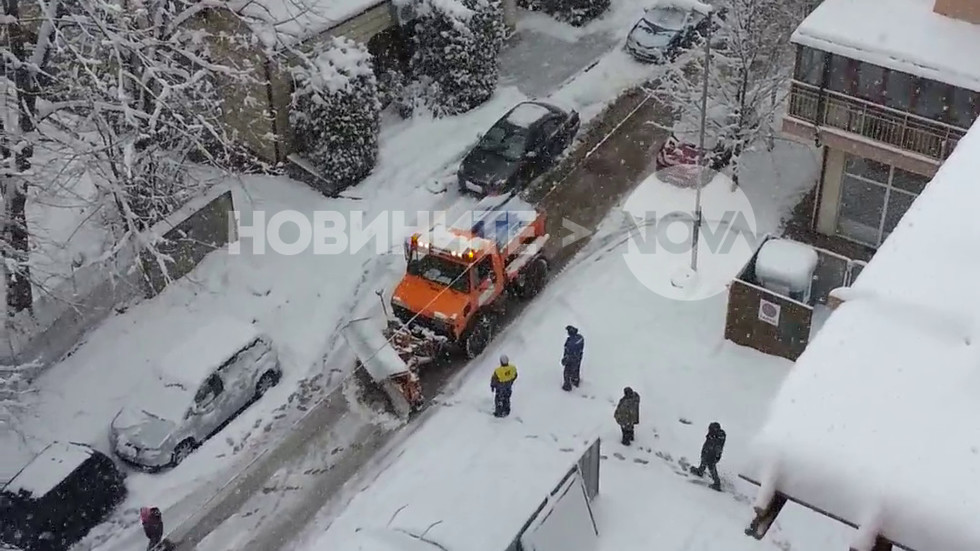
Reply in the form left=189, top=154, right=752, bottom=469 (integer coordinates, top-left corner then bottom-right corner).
left=479, top=279, right=491, bottom=291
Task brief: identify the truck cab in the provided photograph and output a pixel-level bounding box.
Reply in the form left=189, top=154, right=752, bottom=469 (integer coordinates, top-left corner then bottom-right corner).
left=391, top=195, right=550, bottom=358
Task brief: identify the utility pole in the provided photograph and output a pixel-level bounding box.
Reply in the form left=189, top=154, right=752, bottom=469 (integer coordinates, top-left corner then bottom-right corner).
left=690, top=8, right=712, bottom=272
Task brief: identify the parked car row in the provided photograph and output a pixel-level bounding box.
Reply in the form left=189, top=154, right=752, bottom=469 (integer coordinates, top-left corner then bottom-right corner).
left=1, top=317, right=282, bottom=551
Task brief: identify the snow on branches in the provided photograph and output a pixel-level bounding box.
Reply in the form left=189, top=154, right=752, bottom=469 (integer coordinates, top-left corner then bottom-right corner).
left=517, top=0, right=610, bottom=26
left=290, top=37, right=381, bottom=191
left=654, top=0, right=808, bottom=185
left=402, top=0, right=505, bottom=116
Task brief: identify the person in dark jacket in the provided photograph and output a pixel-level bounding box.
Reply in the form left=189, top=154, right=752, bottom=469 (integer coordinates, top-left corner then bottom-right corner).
left=690, top=422, right=726, bottom=491
left=561, top=325, right=585, bottom=391
left=613, top=387, right=640, bottom=445
left=490, top=354, right=518, bottom=417
left=140, top=506, right=163, bottom=550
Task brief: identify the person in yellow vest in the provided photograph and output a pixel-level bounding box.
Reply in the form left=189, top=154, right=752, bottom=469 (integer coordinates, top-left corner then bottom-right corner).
left=490, top=354, right=518, bottom=417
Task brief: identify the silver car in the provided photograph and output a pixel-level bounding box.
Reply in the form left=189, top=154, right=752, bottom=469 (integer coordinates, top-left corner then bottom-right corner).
left=109, top=318, right=281, bottom=469
left=625, top=4, right=710, bottom=63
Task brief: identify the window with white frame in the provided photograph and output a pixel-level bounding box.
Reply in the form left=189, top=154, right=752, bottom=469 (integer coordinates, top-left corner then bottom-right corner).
left=836, top=155, right=929, bottom=247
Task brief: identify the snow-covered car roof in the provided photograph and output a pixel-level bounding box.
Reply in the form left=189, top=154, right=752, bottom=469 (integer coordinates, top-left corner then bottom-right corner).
left=744, top=119, right=980, bottom=551
left=792, top=0, right=980, bottom=93
left=504, top=102, right=555, bottom=128
left=156, top=316, right=266, bottom=388
left=2, top=442, right=94, bottom=499
left=649, top=0, right=712, bottom=16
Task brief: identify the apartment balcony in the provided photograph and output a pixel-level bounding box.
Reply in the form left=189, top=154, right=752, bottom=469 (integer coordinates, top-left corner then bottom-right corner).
left=785, top=81, right=967, bottom=163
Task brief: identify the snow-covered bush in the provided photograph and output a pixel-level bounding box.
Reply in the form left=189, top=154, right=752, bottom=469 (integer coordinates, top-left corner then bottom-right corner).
left=290, top=37, right=382, bottom=190
left=401, top=0, right=505, bottom=116
left=517, top=0, right=610, bottom=26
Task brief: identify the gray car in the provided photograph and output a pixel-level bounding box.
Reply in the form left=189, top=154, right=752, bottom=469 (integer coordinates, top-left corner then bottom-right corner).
left=109, top=317, right=281, bottom=469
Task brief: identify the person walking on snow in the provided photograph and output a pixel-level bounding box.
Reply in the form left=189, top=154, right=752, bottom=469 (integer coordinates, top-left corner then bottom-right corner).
left=614, top=387, right=640, bottom=445
left=561, top=325, right=585, bottom=391
left=690, top=422, right=726, bottom=491
left=491, top=355, right=518, bottom=417
left=140, top=506, right=164, bottom=550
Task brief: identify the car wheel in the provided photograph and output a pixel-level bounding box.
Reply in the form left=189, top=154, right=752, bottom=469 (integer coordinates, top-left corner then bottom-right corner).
left=171, top=439, right=196, bottom=466
left=255, top=370, right=280, bottom=398
left=464, top=315, right=492, bottom=359
left=515, top=257, right=549, bottom=300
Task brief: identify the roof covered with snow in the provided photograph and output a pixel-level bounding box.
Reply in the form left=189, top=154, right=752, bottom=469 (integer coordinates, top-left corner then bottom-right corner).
left=157, top=316, right=265, bottom=387
left=304, top=404, right=595, bottom=551
left=233, top=0, right=386, bottom=49
left=792, top=0, right=980, bottom=92
left=3, top=442, right=94, bottom=498
left=505, top=102, right=553, bottom=127
left=744, top=117, right=980, bottom=551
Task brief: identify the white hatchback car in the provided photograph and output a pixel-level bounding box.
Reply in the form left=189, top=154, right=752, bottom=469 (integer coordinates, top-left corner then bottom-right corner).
left=109, top=317, right=281, bottom=469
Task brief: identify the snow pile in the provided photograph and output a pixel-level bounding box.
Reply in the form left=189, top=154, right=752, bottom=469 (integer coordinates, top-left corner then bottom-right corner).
left=793, top=0, right=980, bottom=93
left=234, top=0, right=384, bottom=48
left=745, top=118, right=980, bottom=551
left=651, top=0, right=712, bottom=16
left=754, top=238, right=817, bottom=296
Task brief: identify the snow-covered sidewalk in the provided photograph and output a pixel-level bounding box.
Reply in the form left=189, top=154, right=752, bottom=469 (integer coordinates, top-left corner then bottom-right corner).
left=283, top=142, right=848, bottom=551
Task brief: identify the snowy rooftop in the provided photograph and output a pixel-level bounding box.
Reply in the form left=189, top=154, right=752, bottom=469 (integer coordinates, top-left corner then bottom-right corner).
left=745, top=118, right=980, bottom=550
left=793, top=0, right=980, bottom=92
left=3, top=442, right=93, bottom=498
left=306, top=405, right=596, bottom=551
left=233, top=0, right=385, bottom=48
left=158, top=316, right=265, bottom=387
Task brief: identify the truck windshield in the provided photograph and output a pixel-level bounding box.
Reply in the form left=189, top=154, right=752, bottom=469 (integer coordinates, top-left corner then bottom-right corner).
left=407, top=253, right=471, bottom=293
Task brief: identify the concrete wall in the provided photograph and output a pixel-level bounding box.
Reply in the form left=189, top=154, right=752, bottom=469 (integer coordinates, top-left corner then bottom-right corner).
left=934, top=0, right=980, bottom=24
left=193, top=9, right=281, bottom=163
left=1, top=185, right=237, bottom=371
left=815, top=147, right=845, bottom=236
left=140, top=188, right=237, bottom=296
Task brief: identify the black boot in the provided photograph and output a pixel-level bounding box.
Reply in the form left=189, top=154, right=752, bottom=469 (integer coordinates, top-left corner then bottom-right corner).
left=690, top=466, right=704, bottom=477
left=562, top=382, right=572, bottom=391
left=709, top=481, right=722, bottom=491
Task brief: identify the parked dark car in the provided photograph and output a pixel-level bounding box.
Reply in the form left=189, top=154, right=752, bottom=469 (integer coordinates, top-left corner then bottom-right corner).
left=0, top=442, right=127, bottom=551
left=625, top=3, right=724, bottom=63
left=458, top=101, right=580, bottom=196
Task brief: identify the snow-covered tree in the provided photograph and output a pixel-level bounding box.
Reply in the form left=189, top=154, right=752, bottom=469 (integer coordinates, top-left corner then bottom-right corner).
left=20, top=0, right=261, bottom=287
left=0, top=0, right=63, bottom=313
left=0, top=361, right=38, bottom=441
left=401, top=0, right=505, bottom=116
left=290, top=37, right=381, bottom=191
left=517, top=0, right=610, bottom=26
left=655, top=0, right=808, bottom=186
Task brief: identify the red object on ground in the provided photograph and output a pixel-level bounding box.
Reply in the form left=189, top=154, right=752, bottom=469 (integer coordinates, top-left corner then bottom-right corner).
left=656, top=134, right=702, bottom=170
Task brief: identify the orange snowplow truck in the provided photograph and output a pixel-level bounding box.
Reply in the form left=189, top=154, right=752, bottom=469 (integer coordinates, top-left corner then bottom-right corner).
left=391, top=194, right=550, bottom=358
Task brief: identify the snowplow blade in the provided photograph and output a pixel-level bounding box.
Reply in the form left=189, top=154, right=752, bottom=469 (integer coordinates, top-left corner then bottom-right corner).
left=341, top=317, right=415, bottom=418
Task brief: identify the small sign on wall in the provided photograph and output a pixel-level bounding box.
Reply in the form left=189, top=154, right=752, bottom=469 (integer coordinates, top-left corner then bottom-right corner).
left=759, top=298, right=781, bottom=326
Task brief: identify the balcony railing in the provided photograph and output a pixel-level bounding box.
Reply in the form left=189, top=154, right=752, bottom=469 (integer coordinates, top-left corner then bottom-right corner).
left=787, top=81, right=968, bottom=162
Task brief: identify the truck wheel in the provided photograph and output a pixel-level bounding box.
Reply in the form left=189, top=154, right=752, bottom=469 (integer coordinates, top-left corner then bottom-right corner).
left=465, top=316, right=492, bottom=359
left=516, top=257, right=549, bottom=300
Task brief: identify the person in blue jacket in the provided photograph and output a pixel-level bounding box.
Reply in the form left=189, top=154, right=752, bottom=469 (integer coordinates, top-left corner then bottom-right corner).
left=491, top=354, right=518, bottom=417
left=561, top=325, right=585, bottom=391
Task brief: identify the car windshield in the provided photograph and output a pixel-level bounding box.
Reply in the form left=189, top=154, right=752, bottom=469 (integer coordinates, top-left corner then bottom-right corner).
left=641, top=7, right=687, bottom=32
left=407, top=253, right=471, bottom=293
left=476, top=122, right=528, bottom=162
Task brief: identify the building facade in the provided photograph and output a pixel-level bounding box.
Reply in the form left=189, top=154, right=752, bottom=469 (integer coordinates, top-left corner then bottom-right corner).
left=782, top=0, right=980, bottom=251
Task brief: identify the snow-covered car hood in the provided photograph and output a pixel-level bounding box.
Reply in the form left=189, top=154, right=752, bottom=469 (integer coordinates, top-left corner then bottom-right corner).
left=111, top=407, right=175, bottom=450
left=628, top=21, right=677, bottom=50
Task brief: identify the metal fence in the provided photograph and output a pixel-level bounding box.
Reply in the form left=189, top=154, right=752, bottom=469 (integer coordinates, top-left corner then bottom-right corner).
left=786, top=81, right=966, bottom=161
